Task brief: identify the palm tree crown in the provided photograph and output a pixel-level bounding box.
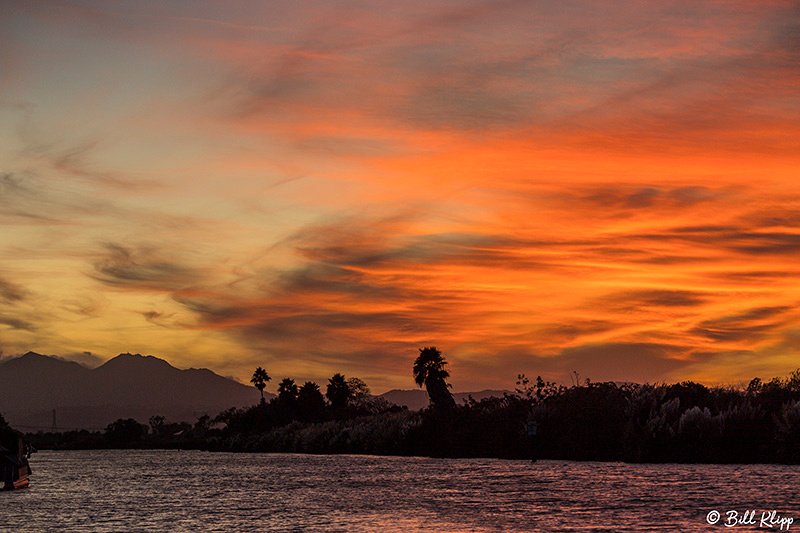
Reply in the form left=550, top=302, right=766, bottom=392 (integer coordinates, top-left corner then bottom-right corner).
left=277, top=378, right=299, bottom=401
left=250, top=367, right=271, bottom=402
left=326, top=373, right=350, bottom=411
left=297, top=381, right=326, bottom=422
left=413, top=346, right=456, bottom=409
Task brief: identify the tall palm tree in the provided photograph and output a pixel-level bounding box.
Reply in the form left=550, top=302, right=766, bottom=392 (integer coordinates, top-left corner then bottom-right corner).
left=326, top=373, right=350, bottom=412
left=413, top=346, right=456, bottom=409
left=250, top=367, right=271, bottom=403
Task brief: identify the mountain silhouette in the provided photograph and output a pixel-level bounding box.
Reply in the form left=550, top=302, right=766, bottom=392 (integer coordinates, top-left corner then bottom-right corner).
left=379, top=389, right=510, bottom=411
left=0, top=352, right=267, bottom=430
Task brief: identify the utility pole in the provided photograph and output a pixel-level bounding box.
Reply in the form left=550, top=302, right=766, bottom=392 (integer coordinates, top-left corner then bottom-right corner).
left=51, top=409, right=57, bottom=431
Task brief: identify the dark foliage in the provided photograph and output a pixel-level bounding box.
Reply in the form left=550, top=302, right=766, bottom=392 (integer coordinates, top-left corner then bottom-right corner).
left=407, top=395, right=532, bottom=458
left=533, top=382, right=630, bottom=461
left=103, top=418, right=148, bottom=448
left=20, top=367, right=800, bottom=464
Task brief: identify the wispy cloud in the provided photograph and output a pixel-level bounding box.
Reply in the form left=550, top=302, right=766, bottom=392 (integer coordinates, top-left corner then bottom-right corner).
left=0, top=275, right=26, bottom=302
left=92, top=243, right=208, bottom=292
left=1, top=0, right=799, bottom=389
left=690, top=306, right=795, bottom=344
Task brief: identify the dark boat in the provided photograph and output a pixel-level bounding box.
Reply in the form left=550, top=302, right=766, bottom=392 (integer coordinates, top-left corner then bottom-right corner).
left=1, top=418, right=32, bottom=490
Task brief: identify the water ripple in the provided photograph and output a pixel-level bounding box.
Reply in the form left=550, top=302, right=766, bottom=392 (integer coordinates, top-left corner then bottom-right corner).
left=3, top=451, right=800, bottom=532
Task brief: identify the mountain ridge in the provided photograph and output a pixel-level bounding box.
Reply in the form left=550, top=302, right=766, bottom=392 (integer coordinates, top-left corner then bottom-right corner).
left=0, top=352, right=514, bottom=429
left=0, top=352, right=264, bottom=430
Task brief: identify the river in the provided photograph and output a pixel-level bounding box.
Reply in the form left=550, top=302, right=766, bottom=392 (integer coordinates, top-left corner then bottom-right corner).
left=3, top=450, right=799, bottom=532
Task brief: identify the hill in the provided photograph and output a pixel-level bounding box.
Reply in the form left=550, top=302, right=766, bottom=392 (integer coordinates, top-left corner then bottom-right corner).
left=0, top=352, right=266, bottom=430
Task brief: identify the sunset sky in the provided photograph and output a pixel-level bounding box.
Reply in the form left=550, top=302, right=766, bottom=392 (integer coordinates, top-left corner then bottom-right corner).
left=1, top=0, right=799, bottom=392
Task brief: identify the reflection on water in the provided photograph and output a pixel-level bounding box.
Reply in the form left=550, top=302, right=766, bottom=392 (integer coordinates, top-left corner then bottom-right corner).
left=4, top=450, right=800, bottom=532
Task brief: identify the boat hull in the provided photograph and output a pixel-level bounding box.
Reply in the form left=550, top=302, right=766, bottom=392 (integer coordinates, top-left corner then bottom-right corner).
left=2, top=458, right=31, bottom=490
left=1, top=427, right=32, bottom=490
left=12, top=475, right=29, bottom=490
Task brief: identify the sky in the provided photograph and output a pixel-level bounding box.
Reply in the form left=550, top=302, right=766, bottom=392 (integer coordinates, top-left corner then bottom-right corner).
left=1, top=0, right=799, bottom=393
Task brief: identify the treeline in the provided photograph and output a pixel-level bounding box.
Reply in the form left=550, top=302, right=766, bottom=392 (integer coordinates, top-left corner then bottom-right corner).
left=25, top=371, right=407, bottom=451
left=21, top=347, right=800, bottom=463
left=27, top=395, right=533, bottom=458
left=528, top=371, right=800, bottom=463
left=200, top=347, right=533, bottom=457
left=28, top=416, right=213, bottom=451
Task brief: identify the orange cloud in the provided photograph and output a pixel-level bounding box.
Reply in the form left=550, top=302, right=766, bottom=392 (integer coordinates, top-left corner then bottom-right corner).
left=1, top=0, right=799, bottom=391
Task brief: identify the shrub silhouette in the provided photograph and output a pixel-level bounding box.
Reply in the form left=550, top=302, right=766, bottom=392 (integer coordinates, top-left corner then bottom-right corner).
left=104, top=418, right=147, bottom=447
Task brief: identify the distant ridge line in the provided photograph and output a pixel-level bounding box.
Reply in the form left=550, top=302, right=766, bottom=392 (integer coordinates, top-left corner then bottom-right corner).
left=0, top=352, right=263, bottom=430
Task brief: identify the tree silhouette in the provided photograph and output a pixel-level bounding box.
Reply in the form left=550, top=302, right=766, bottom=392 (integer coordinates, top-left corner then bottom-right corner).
left=194, top=415, right=211, bottom=437
left=347, top=377, right=370, bottom=399
left=251, top=367, right=271, bottom=403
left=413, top=346, right=456, bottom=409
left=276, top=378, right=299, bottom=422
left=277, top=378, right=299, bottom=403
left=149, top=415, right=166, bottom=437
left=297, top=381, right=326, bottom=422
left=327, top=373, right=350, bottom=412
left=104, top=418, right=147, bottom=447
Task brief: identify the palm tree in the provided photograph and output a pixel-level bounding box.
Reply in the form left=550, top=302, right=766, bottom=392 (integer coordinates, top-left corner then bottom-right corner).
left=277, top=378, right=299, bottom=403
left=413, top=346, right=456, bottom=409
left=326, top=373, right=350, bottom=412
left=297, top=381, right=326, bottom=422
left=250, top=367, right=271, bottom=403
left=277, top=378, right=299, bottom=420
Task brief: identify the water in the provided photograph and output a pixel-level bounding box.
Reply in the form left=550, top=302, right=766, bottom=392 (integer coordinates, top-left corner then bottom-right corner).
left=3, top=450, right=800, bottom=532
